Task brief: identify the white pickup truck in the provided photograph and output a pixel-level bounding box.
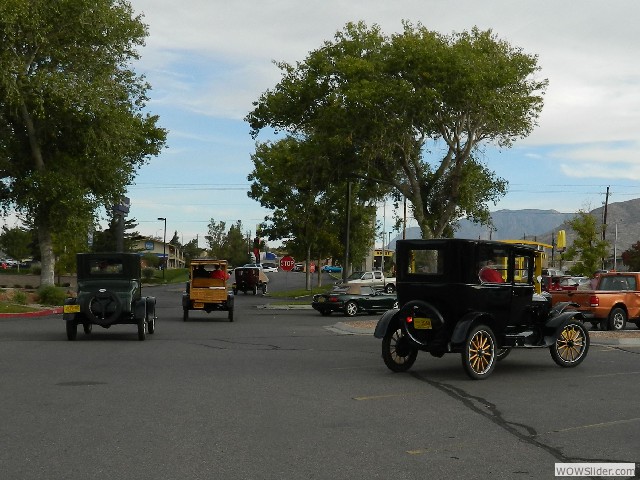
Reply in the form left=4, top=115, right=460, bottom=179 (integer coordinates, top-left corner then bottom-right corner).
left=343, top=270, right=396, bottom=293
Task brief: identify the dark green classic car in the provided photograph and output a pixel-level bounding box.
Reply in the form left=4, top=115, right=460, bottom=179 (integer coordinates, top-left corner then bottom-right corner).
left=312, top=284, right=398, bottom=317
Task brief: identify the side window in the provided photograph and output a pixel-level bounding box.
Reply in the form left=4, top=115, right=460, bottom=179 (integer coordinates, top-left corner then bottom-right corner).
left=363, top=273, right=373, bottom=280
left=374, top=272, right=382, bottom=280
left=628, top=276, right=637, bottom=291
left=513, top=254, right=532, bottom=284
left=477, top=246, right=508, bottom=283
left=407, top=248, right=443, bottom=275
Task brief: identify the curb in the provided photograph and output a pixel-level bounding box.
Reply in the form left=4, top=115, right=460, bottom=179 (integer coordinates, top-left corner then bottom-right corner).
left=0, top=307, right=63, bottom=318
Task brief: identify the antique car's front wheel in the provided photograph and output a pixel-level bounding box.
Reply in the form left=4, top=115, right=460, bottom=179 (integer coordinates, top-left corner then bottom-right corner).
left=66, top=321, right=77, bottom=341
left=462, top=324, right=497, bottom=380
left=344, top=301, right=358, bottom=317
left=550, top=321, right=589, bottom=367
left=607, top=307, right=627, bottom=331
left=381, top=325, right=418, bottom=372
left=496, top=348, right=511, bottom=361
left=137, top=316, right=147, bottom=341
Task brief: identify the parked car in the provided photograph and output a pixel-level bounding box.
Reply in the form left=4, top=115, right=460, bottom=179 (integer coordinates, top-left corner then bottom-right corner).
left=262, top=262, right=278, bottom=273
left=322, top=265, right=342, bottom=273
left=312, top=284, right=398, bottom=317
left=374, top=239, right=589, bottom=380
left=62, top=253, right=157, bottom=341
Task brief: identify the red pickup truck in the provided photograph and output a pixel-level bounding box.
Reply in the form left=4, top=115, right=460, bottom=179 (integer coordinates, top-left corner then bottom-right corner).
left=550, top=272, right=640, bottom=331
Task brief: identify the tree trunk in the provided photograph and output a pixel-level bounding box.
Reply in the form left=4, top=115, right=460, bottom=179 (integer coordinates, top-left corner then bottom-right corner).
left=305, top=244, right=311, bottom=290
left=38, top=224, right=55, bottom=286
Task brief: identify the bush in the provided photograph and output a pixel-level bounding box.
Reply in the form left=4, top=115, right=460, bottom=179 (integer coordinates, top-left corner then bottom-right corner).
left=12, top=290, right=27, bottom=305
left=142, top=267, right=155, bottom=281
left=37, top=285, right=67, bottom=306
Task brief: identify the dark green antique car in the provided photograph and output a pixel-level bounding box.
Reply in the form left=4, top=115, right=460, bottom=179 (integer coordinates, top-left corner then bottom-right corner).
left=312, top=284, right=398, bottom=317
left=62, top=253, right=156, bottom=341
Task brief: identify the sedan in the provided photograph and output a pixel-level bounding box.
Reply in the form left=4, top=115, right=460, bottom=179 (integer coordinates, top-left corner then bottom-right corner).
left=311, top=284, right=398, bottom=317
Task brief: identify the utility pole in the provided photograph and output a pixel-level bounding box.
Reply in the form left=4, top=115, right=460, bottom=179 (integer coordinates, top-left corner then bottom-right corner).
left=602, top=186, right=610, bottom=241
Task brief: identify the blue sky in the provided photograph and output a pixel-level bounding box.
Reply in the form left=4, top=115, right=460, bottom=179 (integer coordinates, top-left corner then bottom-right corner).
left=121, top=0, right=640, bottom=247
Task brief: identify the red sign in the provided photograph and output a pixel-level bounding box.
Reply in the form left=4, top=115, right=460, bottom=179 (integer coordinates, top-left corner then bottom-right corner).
left=280, top=256, right=295, bottom=271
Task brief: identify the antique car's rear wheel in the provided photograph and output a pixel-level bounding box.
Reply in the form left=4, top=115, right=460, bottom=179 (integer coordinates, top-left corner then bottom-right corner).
left=252, top=285, right=257, bottom=295
left=550, top=321, right=589, bottom=367
left=228, top=306, right=234, bottom=322
left=607, top=307, right=627, bottom=331
left=137, top=316, right=147, bottom=341
left=66, top=322, right=77, bottom=341
left=462, top=324, right=497, bottom=380
left=344, top=301, right=358, bottom=317
left=262, top=283, right=268, bottom=294
left=86, top=290, right=122, bottom=324
left=183, top=308, right=189, bottom=322
left=83, top=323, right=92, bottom=335
left=381, top=325, right=418, bottom=372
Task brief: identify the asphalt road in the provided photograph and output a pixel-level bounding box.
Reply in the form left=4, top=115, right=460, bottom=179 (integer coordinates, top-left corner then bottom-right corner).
left=1, top=272, right=639, bottom=479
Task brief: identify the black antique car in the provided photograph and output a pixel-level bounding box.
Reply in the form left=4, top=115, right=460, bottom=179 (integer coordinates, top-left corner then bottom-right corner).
left=374, top=239, right=589, bottom=380
left=62, top=253, right=156, bottom=341
left=312, top=284, right=398, bottom=317
left=232, top=266, right=268, bottom=295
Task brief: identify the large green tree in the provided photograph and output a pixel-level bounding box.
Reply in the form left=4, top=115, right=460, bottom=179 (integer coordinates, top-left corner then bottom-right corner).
left=621, top=241, right=640, bottom=271
left=0, top=0, right=166, bottom=285
left=246, top=22, right=546, bottom=240
left=564, top=211, right=610, bottom=276
left=205, top=219, right=251, bottom=267
left=248, top=137, right=377, bottom=287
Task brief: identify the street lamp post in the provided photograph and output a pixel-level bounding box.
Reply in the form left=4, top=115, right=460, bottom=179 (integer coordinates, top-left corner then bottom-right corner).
left=157, top=217, right=166, bottom=279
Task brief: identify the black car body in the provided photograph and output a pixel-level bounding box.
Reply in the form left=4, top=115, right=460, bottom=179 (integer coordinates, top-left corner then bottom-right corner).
left=312, top=284, right=398, bottom=317
left=374, top=239, right=589, bottom=379
left=62, top=253, right=156, bottom=341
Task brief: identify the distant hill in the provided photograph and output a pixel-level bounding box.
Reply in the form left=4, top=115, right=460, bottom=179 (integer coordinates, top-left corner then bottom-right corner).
left=389, top=199, right=640, bottom=255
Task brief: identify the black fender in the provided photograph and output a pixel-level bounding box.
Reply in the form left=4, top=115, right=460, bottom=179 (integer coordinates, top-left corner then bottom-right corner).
left=133, top=298, right=147, bottom=320
left=145, top=297, right=156, bottom=318
left=450, top=311, right=492, bottom=346
left=63, top=297, right=78, bottom=322
left=543, top=310, right=586, bottom=347
left=549, top=301, right=579, bottom=317
left=374, top=300, right=445, bottom=338
left=374, top=309, right=400, bottom=338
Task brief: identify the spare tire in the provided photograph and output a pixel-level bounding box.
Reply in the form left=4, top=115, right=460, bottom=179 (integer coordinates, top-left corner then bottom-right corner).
left=85, top=290, right=122, bottom=325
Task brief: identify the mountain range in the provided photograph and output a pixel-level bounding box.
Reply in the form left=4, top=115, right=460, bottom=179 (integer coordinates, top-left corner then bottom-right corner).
left=390, top=198, right=640, bottom=256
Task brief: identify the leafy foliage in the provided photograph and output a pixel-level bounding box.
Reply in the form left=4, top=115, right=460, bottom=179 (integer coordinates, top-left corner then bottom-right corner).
left=621, top=241, right=640, bottom=271
left=563, top=211, right=609, bottom=276
left=246, top=22, right=546, bottom=241
left=206, top=219, right=251, bottom=267
left=0, top=0, right=166, bottom=285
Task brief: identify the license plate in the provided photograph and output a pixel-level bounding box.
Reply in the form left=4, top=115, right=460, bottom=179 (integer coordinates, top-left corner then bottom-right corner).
left=413, top=317, right=432, bottom=329
left=193, top=302, right=204, bottom=309
left=63, top=304, right=81, bottom=313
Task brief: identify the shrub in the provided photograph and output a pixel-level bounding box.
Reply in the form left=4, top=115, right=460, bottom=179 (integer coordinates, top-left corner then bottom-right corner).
left=37, top=285, right=66, bottom=306
left=12, top=290, right=27, bottom=305
left=30, top=266, right=41, bottom=275
left=142, top=267, right=155, bottom=281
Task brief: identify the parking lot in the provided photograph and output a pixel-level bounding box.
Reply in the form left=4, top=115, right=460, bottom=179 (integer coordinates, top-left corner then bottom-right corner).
left=0, top=281, right=638, bottom=479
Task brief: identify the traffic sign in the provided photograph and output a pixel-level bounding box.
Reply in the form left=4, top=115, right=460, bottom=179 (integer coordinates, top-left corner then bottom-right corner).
left=280, top=256, right=295, bottom=271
